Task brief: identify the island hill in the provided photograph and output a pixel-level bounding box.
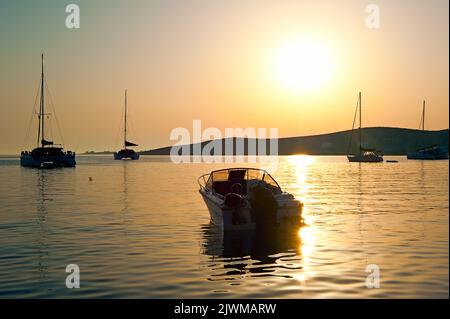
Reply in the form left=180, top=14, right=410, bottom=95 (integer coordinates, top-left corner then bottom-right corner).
left=139, top=127, right=449, bottom=156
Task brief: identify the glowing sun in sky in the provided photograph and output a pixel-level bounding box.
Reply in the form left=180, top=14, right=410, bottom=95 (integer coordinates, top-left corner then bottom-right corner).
left=275, top=38, right=334, bottom=93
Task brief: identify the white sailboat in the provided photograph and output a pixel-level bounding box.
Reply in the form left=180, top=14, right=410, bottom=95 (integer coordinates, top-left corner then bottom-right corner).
left=347, top=92, right=383, bottom=163
left=114, top=90, right=139, bottom=160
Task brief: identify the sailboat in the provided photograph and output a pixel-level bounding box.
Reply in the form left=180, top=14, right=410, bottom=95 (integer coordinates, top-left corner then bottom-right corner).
left=114, top=90, right=140, bottom=160
left=20, top=54, right=76, bottom=168
left=407, top=100, right=449, bottom=160
left=347, top=92, right=383, bottom=163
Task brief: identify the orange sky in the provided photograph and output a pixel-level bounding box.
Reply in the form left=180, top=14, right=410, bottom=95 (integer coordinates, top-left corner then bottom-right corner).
left=0, top=0, right=448, bottom=154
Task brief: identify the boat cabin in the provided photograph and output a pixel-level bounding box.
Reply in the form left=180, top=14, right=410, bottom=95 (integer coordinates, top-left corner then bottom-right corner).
left=26, top=146, right=71, bottom=158
left=117, top=148, right=137, bottom=156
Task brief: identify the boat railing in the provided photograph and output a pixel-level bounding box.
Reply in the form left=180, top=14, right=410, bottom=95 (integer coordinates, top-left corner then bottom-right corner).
left=197, top=168, right=281, bottom=191
left=198, top=174, right=226, bottom=199
left=197, top=174, right=210, bottom=189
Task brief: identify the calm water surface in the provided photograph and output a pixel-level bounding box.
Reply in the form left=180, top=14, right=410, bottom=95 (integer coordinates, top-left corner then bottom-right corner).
left=0, top=155, right=448, bottom=298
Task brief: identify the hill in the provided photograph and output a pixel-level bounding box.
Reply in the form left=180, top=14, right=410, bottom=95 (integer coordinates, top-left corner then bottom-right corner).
left=140, top=127, right=449, bottom=156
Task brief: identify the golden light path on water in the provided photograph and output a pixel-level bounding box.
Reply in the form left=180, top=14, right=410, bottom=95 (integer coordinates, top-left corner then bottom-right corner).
left=0, top=155, right=448, bottom=298
left=289, top=155, right=316, bottom=285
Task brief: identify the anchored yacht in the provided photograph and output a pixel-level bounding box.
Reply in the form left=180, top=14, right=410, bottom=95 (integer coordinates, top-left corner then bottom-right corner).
left=347, top=92, right=383, bottom=163
left=114, top=90, right=140, bottom=160
left=407, top=101, right=449, bottom=160
left=20, top=54, right=76, bottom=168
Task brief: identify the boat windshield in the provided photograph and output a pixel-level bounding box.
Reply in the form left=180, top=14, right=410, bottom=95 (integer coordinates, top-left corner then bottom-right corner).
left=204, top=168, right=282, bottom=196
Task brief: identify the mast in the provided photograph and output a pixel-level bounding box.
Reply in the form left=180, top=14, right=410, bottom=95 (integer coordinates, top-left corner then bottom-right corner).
left=421, top=100, right=425, bottom=148
left=359, top=91, right=362, bottom=155
left=422, top=100, right=425, bottom=131
left=37, top=54, right=45, bottom=147
left=124, top=89, right=127, bottom=149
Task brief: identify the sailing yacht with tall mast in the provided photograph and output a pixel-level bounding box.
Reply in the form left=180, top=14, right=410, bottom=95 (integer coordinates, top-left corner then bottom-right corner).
left=114, top=90, right=140, bottom=160
left=407, top=100, right=449, bottom=160
left=20, top=54, right=76, bottom=168
left=347, top=92, right=383, bottom=163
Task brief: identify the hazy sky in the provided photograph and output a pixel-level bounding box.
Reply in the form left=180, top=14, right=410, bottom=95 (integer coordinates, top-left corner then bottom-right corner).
left=0, top=0, right=448, bottom=153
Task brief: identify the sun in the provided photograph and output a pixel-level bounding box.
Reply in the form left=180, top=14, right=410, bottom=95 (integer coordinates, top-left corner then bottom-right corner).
left=275, top=38, right=333, bottom=93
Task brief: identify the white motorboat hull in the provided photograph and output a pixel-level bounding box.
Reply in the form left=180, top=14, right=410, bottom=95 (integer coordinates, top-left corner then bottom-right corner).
left=199, top=189, right=302, bottom=231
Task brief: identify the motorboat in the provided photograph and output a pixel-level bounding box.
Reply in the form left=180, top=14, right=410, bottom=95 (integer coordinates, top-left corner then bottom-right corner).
left=20, top=54, right=76, bottom=168
left=198, top=168, right=303, bottom=231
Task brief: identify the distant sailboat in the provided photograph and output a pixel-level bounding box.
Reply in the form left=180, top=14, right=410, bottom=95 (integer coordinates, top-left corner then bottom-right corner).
left=114, top=90, right=140, bottom=160
left=20, top=54, right=76, bottom=168
left=347, top=92, right=383, bottom=163
left=406, top=100, right=449, bottom=160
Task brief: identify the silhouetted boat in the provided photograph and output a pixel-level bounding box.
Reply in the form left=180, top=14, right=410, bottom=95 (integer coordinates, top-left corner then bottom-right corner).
left=407, top=101, right=449, bottom=160
left=198, top=168, right=303, bottom=231
left=347, top=92, right=383, bottom=163
left=20, top=54, right=76, bottom=168
left=114, top=90, right=139, bottom=160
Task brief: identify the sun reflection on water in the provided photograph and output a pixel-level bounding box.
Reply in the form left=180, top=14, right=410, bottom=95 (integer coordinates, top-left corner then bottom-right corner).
left=287, top=155, right=314, bottom=202
left=287, top=155, right=317, bottom=284
left=296, top=225, right=316, bottom=283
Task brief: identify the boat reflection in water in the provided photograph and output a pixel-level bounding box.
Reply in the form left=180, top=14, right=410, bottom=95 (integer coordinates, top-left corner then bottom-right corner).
left=201, top=223, right=307, bottom=280
left=35, top=171, right=50, bottom=284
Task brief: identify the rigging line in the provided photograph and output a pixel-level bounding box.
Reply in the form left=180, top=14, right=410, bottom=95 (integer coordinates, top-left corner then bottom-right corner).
left=72, top=135, right=81, bottom=153
left=42, top=82, right=53, bottom=143
left=114, top=101, right=125, bottom=150
left=123, top=92, right=137, bottom=144
left=347, top=96, right=359, bottom=155
left=23, top=77, right=42, bottom=149
left=47, top=112, right=54, bottom=143
left=418, top=107, right=424, bottom=130
left=415, top=107, right=424, bottom=148
left=127, top=107, right=136, bottom=141
left=44, top=78, right=65, bottom=146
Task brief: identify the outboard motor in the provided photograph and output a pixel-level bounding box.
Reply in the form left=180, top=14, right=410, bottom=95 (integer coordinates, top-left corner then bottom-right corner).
left=224, top=192, right=244, bottom=207
left=224, top=193, right=246, bottom=225
left=249, top=183, right=278, bottom=228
